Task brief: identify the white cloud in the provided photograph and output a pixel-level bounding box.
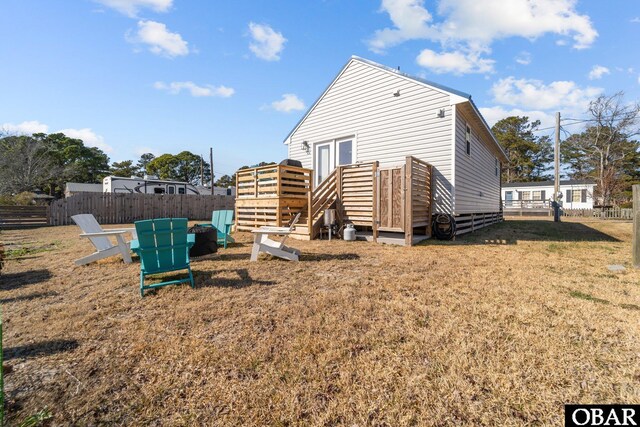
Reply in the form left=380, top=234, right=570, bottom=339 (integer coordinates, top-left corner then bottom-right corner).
left=1, top=120, right=49, bottom=135
left=490, top=76, right=602, bottom=111
left=94, top=0, right=172, bottom=17
left=154, top=81, right=235, bottom=97
left=369, top=0, right=597, bottom=74
left=58, top=128, right=113, bottom=153
left=416, top=49, right=494, bottom=74
left=587, top=65, right=610, bottom=80
left=269, top=94, right=305, bottom=113
left=127, top=20, right=189, bottom=58
left=479, top=106, right=556, bottom=129
left=1, top=121, right=112, bottom=153
left=248, top=22, right=286, bottom=61
left=370, top=0, right=597, bottom=51
left=515, top=51, right=532, bottom=65
left=631, top=17, right=640, bottom=23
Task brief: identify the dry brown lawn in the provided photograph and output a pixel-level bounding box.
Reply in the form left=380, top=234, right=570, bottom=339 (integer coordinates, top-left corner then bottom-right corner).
left=1, top=217, right=639, bottom=426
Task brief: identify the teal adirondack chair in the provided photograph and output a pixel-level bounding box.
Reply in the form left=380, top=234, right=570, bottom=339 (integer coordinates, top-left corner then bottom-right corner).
left=130, top=218, right=196, bottom=297
left=197, top=210, right=235, bottom=249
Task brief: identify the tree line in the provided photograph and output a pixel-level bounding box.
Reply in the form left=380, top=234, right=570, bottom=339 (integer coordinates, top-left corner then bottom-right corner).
left=0, top=132, right=243, bottom=198
left=492, top=92, right=639, bottom=207
left=1, top=93, right=637, bottom=206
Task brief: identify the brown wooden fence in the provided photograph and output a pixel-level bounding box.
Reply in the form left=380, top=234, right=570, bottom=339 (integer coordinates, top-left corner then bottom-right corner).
left=0, top=205, right=49, bottom=229
left=49, top=193, right=235, bottom=226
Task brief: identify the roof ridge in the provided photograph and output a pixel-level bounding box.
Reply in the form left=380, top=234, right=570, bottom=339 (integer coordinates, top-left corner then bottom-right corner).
left=350, top=55, right=472, bottom=99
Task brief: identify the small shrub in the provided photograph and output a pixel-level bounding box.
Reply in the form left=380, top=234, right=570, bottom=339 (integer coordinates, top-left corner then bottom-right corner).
left=13, top=192, right=36, bottom=206
left=0, top=192, right=36, bottom=206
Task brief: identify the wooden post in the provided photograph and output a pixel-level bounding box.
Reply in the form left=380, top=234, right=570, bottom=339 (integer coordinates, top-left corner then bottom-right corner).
left=210, top=148, right=214, bottom=196
left=404, top=156, right=413, bottom=246
left=633, top=184, right=639, bottom=268
left=254, top=168, right=258, bottom=198
left=336, top=166, right=342, bottom=202
left=372, top=161, right=379, bottom=243
left=276, top=166, right=282, bottom=227
left=427, top=164, right=433, bottom=238
left=307, top=172, right=313, bottom=238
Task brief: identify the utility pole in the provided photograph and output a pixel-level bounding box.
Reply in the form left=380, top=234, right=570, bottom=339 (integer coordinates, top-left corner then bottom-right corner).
left=553, top=112, right=561, bottom=222
left=210, top=147, right=214, bottom=196
left=200, top=155, right=204, bottom=187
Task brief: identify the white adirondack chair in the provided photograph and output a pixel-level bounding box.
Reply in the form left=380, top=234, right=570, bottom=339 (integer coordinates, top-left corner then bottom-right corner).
left=250, top=212, right=302, bottom=262
left=71, top=214, right=136, bottom=266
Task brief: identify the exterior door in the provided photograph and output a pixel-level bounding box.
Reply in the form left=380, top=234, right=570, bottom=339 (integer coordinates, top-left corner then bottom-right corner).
left=377, top=166, right=405, bottom=232
left=315, top=142, right=333, bottom=186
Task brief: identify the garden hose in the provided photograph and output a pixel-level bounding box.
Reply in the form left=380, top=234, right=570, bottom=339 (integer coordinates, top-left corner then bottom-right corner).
left=432, top=213, right=456, bottom=240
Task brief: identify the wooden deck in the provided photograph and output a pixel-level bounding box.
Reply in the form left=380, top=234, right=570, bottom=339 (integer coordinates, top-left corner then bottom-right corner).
left=235, top=157, right=433, bottom=246
left=235, top=164, right=312, bottom=239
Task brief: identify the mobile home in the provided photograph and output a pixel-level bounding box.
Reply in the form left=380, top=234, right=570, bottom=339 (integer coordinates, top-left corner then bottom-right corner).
left=103, top=176, right=200, bottom=195
left=502, top=180, right=596, bottom=211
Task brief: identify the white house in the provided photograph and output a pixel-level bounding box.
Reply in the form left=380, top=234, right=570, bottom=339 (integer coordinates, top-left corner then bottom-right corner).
left=284, top=56, right=508, bottom=224
left=502, top=180, right=596, bottom=210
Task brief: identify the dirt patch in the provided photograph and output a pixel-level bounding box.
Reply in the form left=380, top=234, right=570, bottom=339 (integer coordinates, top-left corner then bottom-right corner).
left=1, top=217, right=639, bottom=425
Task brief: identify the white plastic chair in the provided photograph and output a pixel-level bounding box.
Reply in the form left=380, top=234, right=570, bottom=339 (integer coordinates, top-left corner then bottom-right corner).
left=250, top=212, right=302, bottom=262
left=71, top=214, right=136, bottom=266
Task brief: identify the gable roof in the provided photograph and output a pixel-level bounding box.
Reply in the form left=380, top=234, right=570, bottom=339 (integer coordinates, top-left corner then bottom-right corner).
left=283, top=56, right=506, bottom=161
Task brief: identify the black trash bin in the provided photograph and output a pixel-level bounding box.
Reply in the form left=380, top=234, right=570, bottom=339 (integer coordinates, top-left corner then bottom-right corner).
left=188, top=225, right=218, bottom=257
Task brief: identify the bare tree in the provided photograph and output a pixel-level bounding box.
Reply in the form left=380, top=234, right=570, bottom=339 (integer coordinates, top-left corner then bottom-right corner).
left=562, top=92, right=640, bottom=206
left=0, top=134, right=56, bottom=194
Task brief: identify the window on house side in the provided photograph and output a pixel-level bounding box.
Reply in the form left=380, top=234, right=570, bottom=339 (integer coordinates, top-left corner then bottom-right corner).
left=571, top=190, right=582, bottom=203
left=466, top=126, right=471, bottom=155
left=495, top=158, right=498, bottom=176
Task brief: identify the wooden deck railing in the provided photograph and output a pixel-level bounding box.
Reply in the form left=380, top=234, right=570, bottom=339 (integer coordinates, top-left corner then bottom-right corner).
left=235, top=164, right=313, bottom=235
left=309, top=168, right=338, bottom=238
left=503, top=200, right=552, bottom=209
left=236, top=164, right=311, bottom=199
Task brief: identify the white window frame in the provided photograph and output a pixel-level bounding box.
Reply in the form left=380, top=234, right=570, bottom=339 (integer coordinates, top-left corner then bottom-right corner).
left=312, top=134, right=357, bottom=187
left=336, top=137, right=356, bottom=166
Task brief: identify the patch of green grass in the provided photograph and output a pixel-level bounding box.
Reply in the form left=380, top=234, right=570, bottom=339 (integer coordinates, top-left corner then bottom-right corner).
left=620, top=304, right=640, bottom=311
left=547, top=243, right=566, bottom=254
left=569, top=290, right=610, bottom=305
left=19, top=407, right=52, bottom=427
left=5, top=244, right=55, bottom=259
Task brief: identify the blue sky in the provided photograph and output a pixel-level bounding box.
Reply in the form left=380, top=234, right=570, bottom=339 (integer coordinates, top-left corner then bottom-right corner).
left=1, top=0, right=639, bottom=179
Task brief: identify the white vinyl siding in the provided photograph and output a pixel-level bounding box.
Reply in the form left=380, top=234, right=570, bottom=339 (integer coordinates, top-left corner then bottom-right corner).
left=454, top=107, right=502, bottom=214
left=288, top=59, right=454, bottom=213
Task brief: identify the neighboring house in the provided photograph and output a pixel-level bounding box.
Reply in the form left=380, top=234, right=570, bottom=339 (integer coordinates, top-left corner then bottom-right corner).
left=284, top=56, right=508, bottom=223
left=65, top=182, right=103, bottom=198
left=502, top=180, right=596, bottom=210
